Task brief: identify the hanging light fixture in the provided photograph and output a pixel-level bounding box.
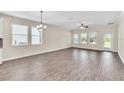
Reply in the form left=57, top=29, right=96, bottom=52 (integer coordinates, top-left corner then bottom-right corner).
left=37, top=11, right=47, bottom=31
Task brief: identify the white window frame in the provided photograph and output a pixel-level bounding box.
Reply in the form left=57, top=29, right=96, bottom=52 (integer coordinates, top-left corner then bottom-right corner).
left=88, top=32, right=97, bottom=44
left=73, top=33, right=80, bottom=44
left=31, top=26, right=43, bottom=45
left=80, top=32, right=88, bottom=44
left=12, top=24, right=28, bottom=46
left=103, top=32, right=113, bottom=51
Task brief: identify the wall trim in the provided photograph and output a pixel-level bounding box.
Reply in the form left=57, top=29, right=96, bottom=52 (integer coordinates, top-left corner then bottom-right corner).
left=71, top=46, right=117, bottom=53
left=3, top=46, right=71, bottom=62
left=0, top=49, right=2, bottom=65
left=71, top=47, right=103, bottom=51
left=118, top=51, right=124, bottom=64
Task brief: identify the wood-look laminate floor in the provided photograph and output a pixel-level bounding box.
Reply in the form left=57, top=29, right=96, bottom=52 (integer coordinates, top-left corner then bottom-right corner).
left=0, top=48, right=124, bottom=81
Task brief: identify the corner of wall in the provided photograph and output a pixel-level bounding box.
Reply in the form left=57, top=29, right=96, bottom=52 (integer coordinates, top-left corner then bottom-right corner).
left=117, top=12, right=124, bottom=64
left=118, top=51, right=124, bottom=64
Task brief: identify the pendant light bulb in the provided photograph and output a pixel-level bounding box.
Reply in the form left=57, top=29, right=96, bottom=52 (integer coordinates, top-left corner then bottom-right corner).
left=43, top=25, right=47, bottom=29
left=37, top=11, right=47, bottom=31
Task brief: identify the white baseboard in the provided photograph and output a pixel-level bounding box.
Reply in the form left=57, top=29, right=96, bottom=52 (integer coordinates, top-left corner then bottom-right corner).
left=0, top=49, right=2, bottom=64
left=3, top=46, right=71, bottom=62
left=72, top=46, right=117, bottom=52
left=118, top=51, right=124, bottom=64
left=72, top=46, right=103, bottom=51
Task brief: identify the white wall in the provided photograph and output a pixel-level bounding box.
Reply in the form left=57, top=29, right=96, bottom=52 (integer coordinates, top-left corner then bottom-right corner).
left=71, top=24, right=118, bottom=52
left=0, top=13, right=120, bottom=62
left=1, top=15, right=71, bottom=61
left=118, top=12, right=124, bottom=63
left=0, top=18, right=3, bottom=38
left=0, top=18, right=3, bottom=64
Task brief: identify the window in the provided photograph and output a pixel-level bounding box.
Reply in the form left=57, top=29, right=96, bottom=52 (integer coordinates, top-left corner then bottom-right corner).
left=31, top=27, right=42, bottom=45
left=73, top=33, right=79, bottom=44
left=12, top=24, right=28, bottom=46
left=89, top=32, right=97, bottom=44
left=80, top=32, right=87, bottom=44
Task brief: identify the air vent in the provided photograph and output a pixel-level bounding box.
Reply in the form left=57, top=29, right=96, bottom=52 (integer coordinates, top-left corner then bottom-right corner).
left=108, top=22, right=114, bottom=25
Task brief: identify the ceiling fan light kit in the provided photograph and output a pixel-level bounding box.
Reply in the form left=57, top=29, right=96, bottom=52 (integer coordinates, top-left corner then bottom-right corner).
left=80, top=24, right=88, bottom=29
left=80, top=25, right=84, bottom=29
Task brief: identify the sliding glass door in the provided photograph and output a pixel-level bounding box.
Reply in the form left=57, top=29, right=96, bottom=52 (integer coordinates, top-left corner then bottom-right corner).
left=103, top=33, right=113, bottom=51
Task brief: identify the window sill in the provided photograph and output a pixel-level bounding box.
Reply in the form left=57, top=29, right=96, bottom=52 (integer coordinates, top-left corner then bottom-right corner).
left=12, top=45, right=28, bottom=47
left=31, top=44, right=43, bottom=46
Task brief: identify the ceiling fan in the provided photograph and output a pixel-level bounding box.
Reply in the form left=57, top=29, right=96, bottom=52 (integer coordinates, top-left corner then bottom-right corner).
left=80, top=24, right=88, bottom=29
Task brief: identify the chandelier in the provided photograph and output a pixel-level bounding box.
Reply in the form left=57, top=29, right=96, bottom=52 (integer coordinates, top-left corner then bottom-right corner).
left=37, top=11, right=47, bottom=31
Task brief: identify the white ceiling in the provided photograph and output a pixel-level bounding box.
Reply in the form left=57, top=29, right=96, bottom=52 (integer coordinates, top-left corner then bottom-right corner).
left=0, top=11, right=121, bottom=30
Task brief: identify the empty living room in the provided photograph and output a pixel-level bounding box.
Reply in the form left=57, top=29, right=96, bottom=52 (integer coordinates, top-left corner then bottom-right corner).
left=0, top=11, right=124, bottom=81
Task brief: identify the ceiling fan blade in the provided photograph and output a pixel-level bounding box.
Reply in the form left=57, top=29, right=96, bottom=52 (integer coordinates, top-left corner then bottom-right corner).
left=84, top=26, right=88, bottom=28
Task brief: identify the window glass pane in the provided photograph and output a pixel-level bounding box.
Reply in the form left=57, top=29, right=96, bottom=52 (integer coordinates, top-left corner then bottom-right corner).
left=73, top=34, right=79, bottom=38
left=73, top=34, right=79, bottom=44
left=12, top=35, right=28, bottom=46
left=12, top=24, right=28, bottom=35
left=89, top=32, right=97, bottom=44
left=80, top=33, right=87, bottom=44
left=31, top=27, right=42, bottom=44
left=12, top=24, right=28, bottom=46
left=32, top=27, right=40, bottom=35
left=32, top=36, right=40, bottom=44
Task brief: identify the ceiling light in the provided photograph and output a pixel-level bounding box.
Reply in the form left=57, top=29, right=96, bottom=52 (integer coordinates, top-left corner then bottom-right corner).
left=80, top=24, right=88, bottom=29
left=80, top=26, right=84, bottom=29
left=37, top=11, right=47, bottom=31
